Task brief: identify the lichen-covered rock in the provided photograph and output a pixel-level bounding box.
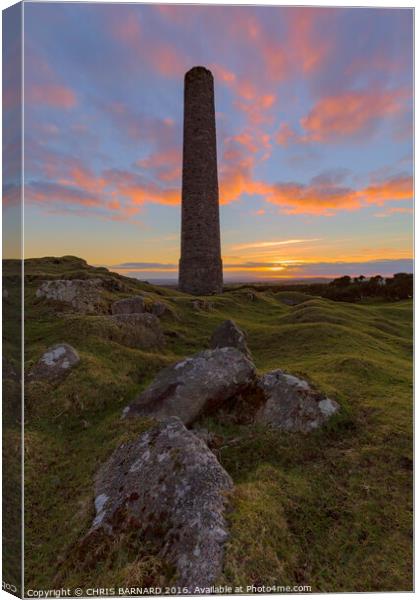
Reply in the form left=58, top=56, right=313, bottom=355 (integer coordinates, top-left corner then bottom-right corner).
left=36, top=279, right=103, bottom=313
left=29, top=343, right=80, bottom=382
left=255, top=369, right=339, bottom=432
left=110, top=313, right=164, bottom=350
left=123, top=347, right=256, bottom=425
left=210, top=319, right=251, bottom=358
left=191, top=427, right=225, bottom=454
left=87, top=417, right=233, bottom=591
left=111, top=295, right=145, bottom=315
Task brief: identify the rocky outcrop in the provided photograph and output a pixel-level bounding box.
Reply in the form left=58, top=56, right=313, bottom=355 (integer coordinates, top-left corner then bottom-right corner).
left=255, top=369, right=339, bottom=432
left=210, top=319, right=251, bottom=358
left=111, top=296, right=145, bottom=315
left=36, top=279, right=103, bottom=313
left=87, top=417, right=233, bottom=591
left=29, top=343, right=80, bottom=382
left=110, top=313, right=164, bottom=350
left=123, top=348, right=256, bottom=425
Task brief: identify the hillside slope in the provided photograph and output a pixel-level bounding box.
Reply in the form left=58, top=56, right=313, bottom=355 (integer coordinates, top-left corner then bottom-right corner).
left=5, top=256, right=412, bottom=592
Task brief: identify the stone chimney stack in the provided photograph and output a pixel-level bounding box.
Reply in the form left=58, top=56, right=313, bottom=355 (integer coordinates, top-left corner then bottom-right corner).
left=178, top=66, right=223, bottom=295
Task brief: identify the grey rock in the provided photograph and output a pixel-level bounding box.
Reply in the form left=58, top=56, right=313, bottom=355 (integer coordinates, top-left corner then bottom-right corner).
left=111, top=295, right=145, bottom=315
left=191, top=428, right=225, bottom=454
left=88, top=417, right=233, bottom=591
left=110, top=313, right=164, bottom=350
left=36, top=279, right=103, bottom=313
left=151, top=301, right=172, bottom=317
left=123, top=347, right=256, bottom=426
left=255, top=369, right=339, bottom=432
left=192, top=299, right=213, bottom=311
left=210, top=319, right=251, bottom=358
left=29, top=343, right=80, bottom=382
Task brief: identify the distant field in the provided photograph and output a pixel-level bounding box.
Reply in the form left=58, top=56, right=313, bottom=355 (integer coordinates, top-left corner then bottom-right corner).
left=5, top=257, right=412, bottom=592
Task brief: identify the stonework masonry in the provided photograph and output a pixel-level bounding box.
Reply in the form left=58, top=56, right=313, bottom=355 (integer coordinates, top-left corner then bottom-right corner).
left=179, top=66, right=223, bottom=295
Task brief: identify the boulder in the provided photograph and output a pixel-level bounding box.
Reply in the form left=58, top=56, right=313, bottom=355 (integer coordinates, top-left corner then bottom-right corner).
left=110, top=313, right=164, bottom=350
left=29, top=343, right=80, bottom=382
left=255, top=369, right=339, bottom=432
left=210, top=319, right=251, bottom=358
left=151, top=301, right=171, bottom=317
left=36, top=279, right=103, bottom=313
left=123, top=347, right=256, bottom=425
left=87, top=417, right=233, bottom=591
left=111, top=295, right=145, bottom=315
left=192, top=299, right=213, bottom=311
left=191, top=427, right=225, bottom=454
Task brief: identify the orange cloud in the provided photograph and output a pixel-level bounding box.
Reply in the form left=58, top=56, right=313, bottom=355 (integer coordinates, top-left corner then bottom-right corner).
left=69, top=166, right=106, bottom=194
left=137, top=148, right=181, bottom=183
left=263, top=173, right=413, bottom=216
left=300, top=88, right=408, bottom=142
left=287, top=7, right=334, bottom=74
left=361, top=175, right=413, bottom=205
left=211, top=62, right=277, bottom=126
left=266, top=181, right=359, bottom=215
left=28, top=164, right=413, bottom=220
left=27, top=181, right=102, bottom=209
left=104, top=168, right=179, bottom=207
left=151, top=44, right=187, bottom=77
left=27, top=84, right=77, bottom=109
left=276, top=122, right=297, bottom=146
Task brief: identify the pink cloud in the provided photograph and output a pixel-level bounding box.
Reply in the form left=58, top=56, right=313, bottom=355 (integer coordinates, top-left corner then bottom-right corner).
left=27, top=83, right=77, bottom=109
left=276, top=88, right=410, bottom=147
left=137, top=148, right=181, bottom=184
left=107, top=9, right=187, bottom=77
left=263, top=173, right=413, bottom=215
left=300, top=88, right=408, bottom=142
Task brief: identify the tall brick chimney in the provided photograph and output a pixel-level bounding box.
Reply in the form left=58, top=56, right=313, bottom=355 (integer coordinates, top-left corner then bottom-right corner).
left=178, top=66, right=223, bottom=295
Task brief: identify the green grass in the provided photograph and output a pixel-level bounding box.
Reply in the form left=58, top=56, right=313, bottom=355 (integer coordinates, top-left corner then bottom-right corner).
left=3, top=257, right=412, bottom=592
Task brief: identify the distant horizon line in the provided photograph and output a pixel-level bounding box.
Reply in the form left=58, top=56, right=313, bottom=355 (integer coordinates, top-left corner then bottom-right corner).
left=8, top=256, right=413, bottom=282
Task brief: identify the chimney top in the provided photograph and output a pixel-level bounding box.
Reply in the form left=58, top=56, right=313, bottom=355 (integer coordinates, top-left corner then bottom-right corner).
left=185, top=66, right=213, bottom=81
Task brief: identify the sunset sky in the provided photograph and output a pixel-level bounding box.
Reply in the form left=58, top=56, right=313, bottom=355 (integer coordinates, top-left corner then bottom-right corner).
left=9, top=3, right=414, bottom=280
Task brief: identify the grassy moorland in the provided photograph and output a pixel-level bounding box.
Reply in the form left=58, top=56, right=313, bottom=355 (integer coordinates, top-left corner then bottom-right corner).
left=4, top=256, right=412, bottom=592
